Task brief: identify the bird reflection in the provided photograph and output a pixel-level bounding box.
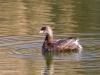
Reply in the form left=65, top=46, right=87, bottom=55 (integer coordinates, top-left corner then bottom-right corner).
left=41, top=50, right=82, bottom=75
left=41, top=52, right=54, bottom=75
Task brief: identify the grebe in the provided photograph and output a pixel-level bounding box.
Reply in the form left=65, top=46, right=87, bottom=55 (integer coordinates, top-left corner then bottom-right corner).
left=39, top=26, right=82, bottom=52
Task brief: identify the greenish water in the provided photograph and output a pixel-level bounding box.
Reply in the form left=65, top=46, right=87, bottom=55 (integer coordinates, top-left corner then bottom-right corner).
left=0, top=0, right=100, bottom=75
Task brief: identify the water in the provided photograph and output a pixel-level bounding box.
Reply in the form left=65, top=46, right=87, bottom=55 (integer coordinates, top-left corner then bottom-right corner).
left=0, top=0, right=100, bottom=75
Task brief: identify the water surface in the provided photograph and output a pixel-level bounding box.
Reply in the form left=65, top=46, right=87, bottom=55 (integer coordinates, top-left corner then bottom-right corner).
left=0, top=0, right=100, bottom=75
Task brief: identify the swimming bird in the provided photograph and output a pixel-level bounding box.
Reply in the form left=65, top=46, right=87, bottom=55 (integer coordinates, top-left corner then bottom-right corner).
left=39, top=26, right=82, bottom=52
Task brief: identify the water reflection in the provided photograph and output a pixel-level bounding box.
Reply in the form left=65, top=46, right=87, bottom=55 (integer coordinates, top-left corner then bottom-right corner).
left=41, top=50, right=82, bottom=75
left=72, top=0, right=100, bottom=33
left=0, top=0, right=100, bottom=36
left=41, top=52, right=54, bottom=75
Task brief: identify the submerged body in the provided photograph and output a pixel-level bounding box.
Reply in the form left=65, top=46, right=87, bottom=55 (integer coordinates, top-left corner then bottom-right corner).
left=40, top=26, right=82, bottom=52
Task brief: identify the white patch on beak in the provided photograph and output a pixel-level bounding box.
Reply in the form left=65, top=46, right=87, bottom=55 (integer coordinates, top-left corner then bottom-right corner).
left=39, top=30, right=44, bottom=33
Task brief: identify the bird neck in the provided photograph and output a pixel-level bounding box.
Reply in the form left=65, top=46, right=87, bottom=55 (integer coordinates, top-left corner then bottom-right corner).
left=45, top=34, right=53, bottom=45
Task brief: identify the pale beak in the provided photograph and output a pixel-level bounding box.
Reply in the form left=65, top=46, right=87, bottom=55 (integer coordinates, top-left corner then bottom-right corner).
left=39, top=30, right=44, bottom=33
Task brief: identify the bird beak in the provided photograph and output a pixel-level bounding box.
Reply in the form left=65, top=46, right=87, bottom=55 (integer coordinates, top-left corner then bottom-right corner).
left=39, top=30, right=44, bottom=33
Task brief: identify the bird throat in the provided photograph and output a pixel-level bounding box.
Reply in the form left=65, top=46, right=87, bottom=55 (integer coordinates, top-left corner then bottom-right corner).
left=45, top=34, right=53, bottom=46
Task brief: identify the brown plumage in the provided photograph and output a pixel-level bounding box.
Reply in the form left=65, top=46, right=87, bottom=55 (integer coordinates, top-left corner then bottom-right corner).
left=39, top=26, right=82, bottom=52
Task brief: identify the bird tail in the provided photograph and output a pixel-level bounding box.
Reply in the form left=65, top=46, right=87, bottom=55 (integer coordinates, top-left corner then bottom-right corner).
left=75, top=37, right=83, bottom=51
left=74, top=37, right=79, bottom=43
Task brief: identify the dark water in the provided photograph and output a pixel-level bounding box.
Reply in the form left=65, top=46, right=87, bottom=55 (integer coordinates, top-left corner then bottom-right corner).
left=0, top=0, right=100, bottom=75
